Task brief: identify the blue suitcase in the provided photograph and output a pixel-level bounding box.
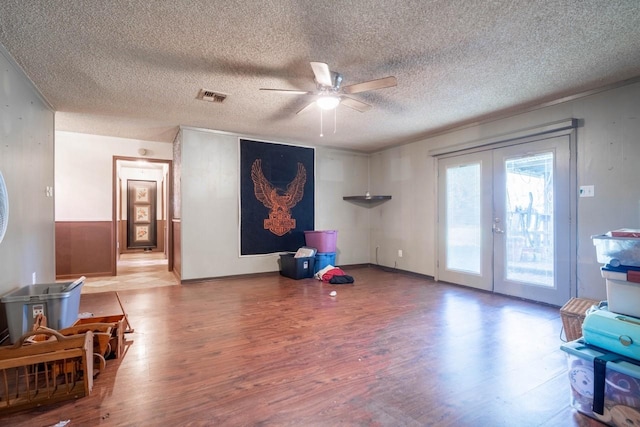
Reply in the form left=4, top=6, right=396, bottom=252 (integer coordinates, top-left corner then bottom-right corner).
left=583, top=308, right=640, bottom=361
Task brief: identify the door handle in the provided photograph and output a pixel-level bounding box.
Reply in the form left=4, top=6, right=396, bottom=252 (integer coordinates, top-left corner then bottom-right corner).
left=493, top=224, right=504, bottom=234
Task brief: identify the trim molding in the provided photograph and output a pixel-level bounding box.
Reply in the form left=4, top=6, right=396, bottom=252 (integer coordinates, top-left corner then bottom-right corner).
left=428, top=118, right=577, bottom=157
left=178, top=263, right=431, bottom=284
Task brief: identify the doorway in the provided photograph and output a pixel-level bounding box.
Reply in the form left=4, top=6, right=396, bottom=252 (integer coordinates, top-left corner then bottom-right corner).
left=436, top=133, right=575, bottom=306
left=112, top=157, right=173, bottom=276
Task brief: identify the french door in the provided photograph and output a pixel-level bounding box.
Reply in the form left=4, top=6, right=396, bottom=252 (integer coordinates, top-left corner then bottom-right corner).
left=437, top=135, right=573, bottom=306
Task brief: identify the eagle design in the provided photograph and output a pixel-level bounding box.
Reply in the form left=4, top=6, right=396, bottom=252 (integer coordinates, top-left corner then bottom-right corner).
left=251, top=159, right=306, bottom=236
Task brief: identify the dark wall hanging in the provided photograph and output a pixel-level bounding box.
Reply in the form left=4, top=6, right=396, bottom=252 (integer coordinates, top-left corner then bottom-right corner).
left=127, top=179, right=157, bottom=249
left=240, top=139, right=314, bottom=255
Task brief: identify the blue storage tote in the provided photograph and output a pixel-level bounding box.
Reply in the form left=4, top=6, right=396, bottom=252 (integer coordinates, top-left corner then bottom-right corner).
left=314, top=252, right=336, bottom=273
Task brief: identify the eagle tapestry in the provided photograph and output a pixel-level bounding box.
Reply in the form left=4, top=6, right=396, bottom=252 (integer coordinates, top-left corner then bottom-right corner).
left=240, top=139, right=315, bottom=256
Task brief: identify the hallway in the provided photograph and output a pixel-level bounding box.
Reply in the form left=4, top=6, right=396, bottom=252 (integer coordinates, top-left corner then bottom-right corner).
left=81, top=252, right=178, bottom=294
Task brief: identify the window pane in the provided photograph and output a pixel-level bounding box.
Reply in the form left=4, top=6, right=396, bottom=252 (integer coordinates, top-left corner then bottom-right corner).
left=504, top=152, right=554, bottom=287
left=446, top=164, right=481, bottom=274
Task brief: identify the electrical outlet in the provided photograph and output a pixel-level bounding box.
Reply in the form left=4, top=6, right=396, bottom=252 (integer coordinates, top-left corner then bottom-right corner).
left=398, top=249, right=403, bottom=258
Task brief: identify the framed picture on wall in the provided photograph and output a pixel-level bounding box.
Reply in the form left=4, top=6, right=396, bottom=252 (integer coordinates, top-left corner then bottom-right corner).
left=135, top=186, right=149, bottom=203
left=127, top=180, right=157, bottom=249
left=136, top=206, right=150, bottom=223
left=239, top=139, right=315, bottom=255
left=135, top=225, right=150, bottom=242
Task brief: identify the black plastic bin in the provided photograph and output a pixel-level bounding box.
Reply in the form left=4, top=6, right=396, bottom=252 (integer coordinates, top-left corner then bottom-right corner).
left=279, top=253, right=315, bottom=279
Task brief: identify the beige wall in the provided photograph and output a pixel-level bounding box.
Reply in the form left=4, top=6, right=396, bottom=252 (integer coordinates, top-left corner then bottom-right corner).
left=369, top=143, right=435, bottom=276
left=179, top=128, right=371, bottom=280
left=0, top=44, right=55, bottom=299
left=370, top=81, right=640, bottom=301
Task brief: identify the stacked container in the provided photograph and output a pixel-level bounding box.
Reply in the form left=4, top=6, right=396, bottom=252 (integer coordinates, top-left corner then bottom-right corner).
left=559, top=231, right=640, bottom=425
left=279, top=247, right=317, bottom=279
left=304, top=230, right=338, bottom=273
left=593, top=232, right=640, bottom=318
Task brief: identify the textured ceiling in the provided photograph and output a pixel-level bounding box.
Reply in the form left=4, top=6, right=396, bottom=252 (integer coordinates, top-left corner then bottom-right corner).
left=1, top=0, right=639, bottom=152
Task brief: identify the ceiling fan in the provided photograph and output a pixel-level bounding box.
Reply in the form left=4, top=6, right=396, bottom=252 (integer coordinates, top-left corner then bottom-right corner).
left=260, top=62, right=397, bottom=114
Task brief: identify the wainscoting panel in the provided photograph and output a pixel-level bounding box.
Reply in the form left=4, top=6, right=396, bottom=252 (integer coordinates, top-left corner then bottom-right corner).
left=56, top=221, right=113, bottom=279
left=172, top=219, right=181, bottom=280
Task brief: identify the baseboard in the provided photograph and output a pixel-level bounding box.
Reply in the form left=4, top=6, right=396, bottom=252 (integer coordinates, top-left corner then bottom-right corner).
left=178, top=263, right=434, bottom=284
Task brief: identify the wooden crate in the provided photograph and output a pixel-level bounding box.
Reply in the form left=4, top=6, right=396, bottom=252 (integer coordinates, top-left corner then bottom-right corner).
left=0, top=328, right=93, bottom=414
left=59, top=323, right=114, bottom=373
left=74, top=315, right=126, bottom=359
left=560, top=298, right=600, bottom=341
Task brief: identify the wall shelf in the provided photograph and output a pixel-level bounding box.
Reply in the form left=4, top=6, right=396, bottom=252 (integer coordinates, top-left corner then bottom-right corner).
left=343, top=195, right=392, bottom=201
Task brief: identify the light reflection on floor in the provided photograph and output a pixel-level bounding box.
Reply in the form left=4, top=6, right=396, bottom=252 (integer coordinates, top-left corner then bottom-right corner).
left=82, top=252, right=178, bottom=294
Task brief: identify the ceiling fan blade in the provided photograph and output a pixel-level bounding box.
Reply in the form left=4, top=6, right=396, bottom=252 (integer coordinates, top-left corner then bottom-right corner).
left=342, top=76, right=397, bottom=94
left=340, top=97, right=372, bottom=112
left=310, top=62, right=333, bottom=87
left=259, top=88, right=313, bottom=95
left=296, top=101, right=316, bottom=115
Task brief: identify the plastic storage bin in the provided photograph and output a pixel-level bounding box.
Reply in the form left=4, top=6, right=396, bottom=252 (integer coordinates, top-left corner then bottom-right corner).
left=279, top=253, right=315, bottom=279
left=561, top=340, right=640, bottom=426
left=601, top=266, right=640, bottom=318
left=314, top=252, right=336, bottom=274
left=592, top=234, right=640, bottom=267
left=1, top=277, right=85, bottom=343
left=304, top=230, right=338, bottom=253
left=605, top=279, right=640, bottom=319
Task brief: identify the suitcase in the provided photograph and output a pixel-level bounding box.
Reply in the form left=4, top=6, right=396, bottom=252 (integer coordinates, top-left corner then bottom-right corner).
left=583, top=308, right=640, bottom=361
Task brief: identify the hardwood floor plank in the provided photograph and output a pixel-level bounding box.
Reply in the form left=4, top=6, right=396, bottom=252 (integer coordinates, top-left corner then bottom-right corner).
left=1, top=266, right=604, bottom=426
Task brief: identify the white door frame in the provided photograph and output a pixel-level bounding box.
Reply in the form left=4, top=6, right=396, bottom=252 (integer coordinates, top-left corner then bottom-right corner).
left=432, top=122, right=578, bottom=304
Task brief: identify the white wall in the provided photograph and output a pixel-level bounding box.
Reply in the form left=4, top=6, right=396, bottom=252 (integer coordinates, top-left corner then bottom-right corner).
left=55, top=131, right=173, bottom=221
left=371, top=81, right=640, bottom=301
left=316, top=148, right=370, bottom=263
left=180, top=128, right=371, bottom=280
left=0, top=45, right=55, bottom=295
left=369, top=143, right=435, bottom=275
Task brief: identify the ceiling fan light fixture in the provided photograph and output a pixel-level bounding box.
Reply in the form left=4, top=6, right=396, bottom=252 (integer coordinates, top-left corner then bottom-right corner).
left=316, top=95, right=340, bottom=110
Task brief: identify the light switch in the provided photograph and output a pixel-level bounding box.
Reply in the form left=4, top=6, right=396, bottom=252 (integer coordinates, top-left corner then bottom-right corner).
left=579, top=185, right=595, bottom=198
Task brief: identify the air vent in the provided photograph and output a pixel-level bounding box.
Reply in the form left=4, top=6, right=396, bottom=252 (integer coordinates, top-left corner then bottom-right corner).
left=197, top=89, right=227, bottom=103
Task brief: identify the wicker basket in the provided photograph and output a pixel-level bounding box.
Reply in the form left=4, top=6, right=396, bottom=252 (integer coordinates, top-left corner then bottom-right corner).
left=560, top=298, right=600, bottom=342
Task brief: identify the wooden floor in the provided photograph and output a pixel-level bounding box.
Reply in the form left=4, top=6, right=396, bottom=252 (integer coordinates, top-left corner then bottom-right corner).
left=1, top=265, right=605, bottom=426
